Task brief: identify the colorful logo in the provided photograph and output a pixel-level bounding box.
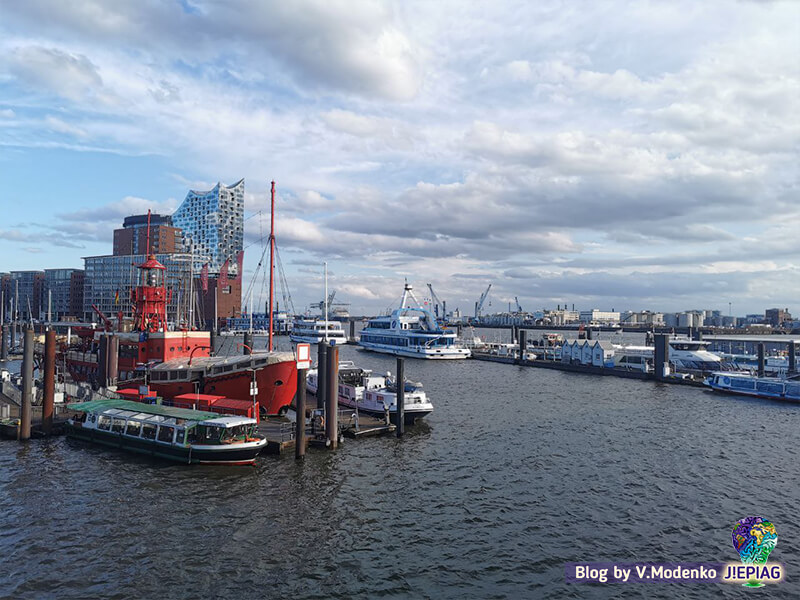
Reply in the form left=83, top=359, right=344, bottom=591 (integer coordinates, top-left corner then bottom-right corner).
left=732, top=516, right=778, bottom=587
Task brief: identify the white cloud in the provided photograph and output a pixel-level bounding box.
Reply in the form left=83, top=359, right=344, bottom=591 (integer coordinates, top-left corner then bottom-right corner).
left=0, top=0, right=798, bottom=312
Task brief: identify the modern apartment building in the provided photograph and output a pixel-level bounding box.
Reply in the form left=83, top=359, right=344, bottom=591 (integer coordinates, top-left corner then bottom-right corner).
left=172, top=179, right=244, bottom=274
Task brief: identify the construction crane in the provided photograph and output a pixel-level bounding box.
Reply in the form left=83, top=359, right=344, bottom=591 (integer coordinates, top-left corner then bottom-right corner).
left=310, top=290, right=350, bottom=315
left=474, top=284, right=492, bottom=319
left=426, top=283, right=446, bottom=319
left=515, top=296, right=523, bottom=313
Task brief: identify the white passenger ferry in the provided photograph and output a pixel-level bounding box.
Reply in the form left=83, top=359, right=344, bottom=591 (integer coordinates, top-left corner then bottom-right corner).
left=289, top=319, right=348, bottom=345
left=306, top=360, right=433, bottom=424
left=706, top=373, right=800, bottom=403
left=613, top=338, right=724, bottom=373
left=358, top=283, right=470, bottom=359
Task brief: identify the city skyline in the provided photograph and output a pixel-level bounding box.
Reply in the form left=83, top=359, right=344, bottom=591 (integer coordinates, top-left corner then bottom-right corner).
left=1, top=1, right=798, bottom=315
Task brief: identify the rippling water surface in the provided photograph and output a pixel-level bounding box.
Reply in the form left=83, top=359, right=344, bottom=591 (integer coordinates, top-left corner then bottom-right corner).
left=1, top=339, right=799, bottom=599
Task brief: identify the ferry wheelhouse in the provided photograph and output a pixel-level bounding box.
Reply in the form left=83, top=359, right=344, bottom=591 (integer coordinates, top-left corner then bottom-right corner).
left=705, top=373, right=800, bottom=403
left=289, top=319, right=348, bottom=345
left=358, top=284, right=470, bottom=359
left=306, top=360, right=433, bottom=424
left=66, top=398, right=267, bottom=464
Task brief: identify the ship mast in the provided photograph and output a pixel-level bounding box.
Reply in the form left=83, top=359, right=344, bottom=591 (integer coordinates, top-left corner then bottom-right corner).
left=268, top=180, right=276, bottom=352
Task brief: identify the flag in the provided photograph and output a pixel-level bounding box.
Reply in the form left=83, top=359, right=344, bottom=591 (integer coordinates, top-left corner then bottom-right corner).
left=114, top=289, right=120, bottom=305
left=201, top=263, right=208, bottom=292
left=236, top=250, right=244, bottom=280
left=220, top=259, right=229, bottom=289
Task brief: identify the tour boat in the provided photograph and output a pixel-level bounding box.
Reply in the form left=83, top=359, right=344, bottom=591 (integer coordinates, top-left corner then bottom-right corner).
left=358, top=283, right=471, bottom=359
left=705, top=372, right=800, bottom=403
left=306, top=360, right=433, bottom=425
left=289, top=319, right=348, bottom=345
left=66, top=398, right=267, bottom=464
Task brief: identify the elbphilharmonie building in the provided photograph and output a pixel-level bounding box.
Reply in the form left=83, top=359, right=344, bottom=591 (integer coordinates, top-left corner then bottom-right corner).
left=172, top=179, right=244, bottom=274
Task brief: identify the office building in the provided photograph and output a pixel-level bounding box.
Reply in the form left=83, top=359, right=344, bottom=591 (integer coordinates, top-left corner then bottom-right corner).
left=113, top=214, right=183, bottom=256
left=10, top=271, right=44, bottom=321
left=83, top=253, right=194, bottom=325
left=43, top=268, right=84, bottom=320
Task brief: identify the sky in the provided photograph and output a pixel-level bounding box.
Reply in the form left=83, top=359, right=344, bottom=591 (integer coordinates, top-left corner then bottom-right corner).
left=0, top=0, right=798, bottom=317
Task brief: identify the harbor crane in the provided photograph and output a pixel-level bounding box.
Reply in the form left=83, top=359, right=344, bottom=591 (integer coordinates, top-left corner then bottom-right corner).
left=427, top=283, right=446, bottom=319
left=310, top=290, right=350, bottom=315
left=515, top=296, right=523, bottom=313
left=474, top=284, right=492, bottom=319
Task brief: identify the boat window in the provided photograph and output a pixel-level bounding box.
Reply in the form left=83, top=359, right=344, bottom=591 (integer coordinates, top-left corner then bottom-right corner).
left=125, top=420, right=142, bottom=436
left=174, top=429, right=185, bottom=444
left=141, top=423, right=157, bottom=440
left=157, top=425, right=174, bottom=443
left=221, top=425, right=249, bottom=443
left=111, top=418, right=126, bottom=433
left=97, top=415, right=112, bottom=430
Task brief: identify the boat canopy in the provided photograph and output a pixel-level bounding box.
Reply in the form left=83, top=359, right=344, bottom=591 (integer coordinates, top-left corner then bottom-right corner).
left=67, top=398, right=219, bottom=420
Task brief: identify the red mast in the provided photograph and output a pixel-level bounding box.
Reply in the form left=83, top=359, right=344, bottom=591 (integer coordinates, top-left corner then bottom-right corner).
left=268, top=181, right=276, bottom=352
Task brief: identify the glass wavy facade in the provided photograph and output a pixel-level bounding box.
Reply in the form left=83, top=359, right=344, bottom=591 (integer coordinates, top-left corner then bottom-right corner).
left=172, top=179, right=244, bottom=275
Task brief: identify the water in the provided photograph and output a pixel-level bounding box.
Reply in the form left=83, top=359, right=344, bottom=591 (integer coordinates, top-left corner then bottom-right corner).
left=1, top=340, right=799, bottom=599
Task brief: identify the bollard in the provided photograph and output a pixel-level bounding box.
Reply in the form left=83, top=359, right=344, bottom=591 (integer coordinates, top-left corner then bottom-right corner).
left=295, top=366, right=307, bottom=459
left=518, top=329, right=527, bottom=364
left=789, top=343, right=796, bottom=374
left=317, top=342, right=328, bottom=410
left=20, top=328, right=33, bottom=440
left=42, top=329, right=56, bottom=434
left=396, top=357, right=405, bottom=437
left=757, top=343, right=765, bottom=378
left=326, top=344, right=339, bottom=449
left=0, top=324, right=7, bottom=360
left=243, top=332, right=253, bottom=355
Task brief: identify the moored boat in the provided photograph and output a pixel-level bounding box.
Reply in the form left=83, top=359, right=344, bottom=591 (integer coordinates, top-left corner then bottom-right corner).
left=306, top=360, right=433, bottom=425
left=289, top=319, right=348, bottom=345
left=66, top=398, right=267, bottom=464
left=705, top=372, right=800, bottom=403
left=358, top=283, right=470, bottom=359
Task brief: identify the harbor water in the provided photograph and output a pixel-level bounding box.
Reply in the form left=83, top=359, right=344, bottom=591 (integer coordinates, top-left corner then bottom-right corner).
left=1, top=336, right=799, bottom=598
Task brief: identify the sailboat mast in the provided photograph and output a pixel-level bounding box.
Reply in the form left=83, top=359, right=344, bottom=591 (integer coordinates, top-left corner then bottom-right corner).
left=324, top=261, right=328, bottom=342
left=268, top=180, right=276, bottom=352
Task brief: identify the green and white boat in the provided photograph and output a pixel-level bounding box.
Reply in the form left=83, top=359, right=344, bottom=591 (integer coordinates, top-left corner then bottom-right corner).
left=66, top=399, right=267, bottom=465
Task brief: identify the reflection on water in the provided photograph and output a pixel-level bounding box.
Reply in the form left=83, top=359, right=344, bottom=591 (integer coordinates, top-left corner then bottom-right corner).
left=1, top=339, right=799, bottom=599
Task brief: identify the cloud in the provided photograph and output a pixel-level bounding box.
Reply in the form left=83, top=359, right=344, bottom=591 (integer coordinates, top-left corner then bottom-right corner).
left=7, top=46, right=103, bottom=101
left=0, top=0, right=798, bottom=313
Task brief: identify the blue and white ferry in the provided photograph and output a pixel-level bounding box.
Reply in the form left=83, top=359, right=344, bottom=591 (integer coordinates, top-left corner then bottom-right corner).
left=358, top=283, right=470, bottom=360
left=705, top=372, right=800, bottom=403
